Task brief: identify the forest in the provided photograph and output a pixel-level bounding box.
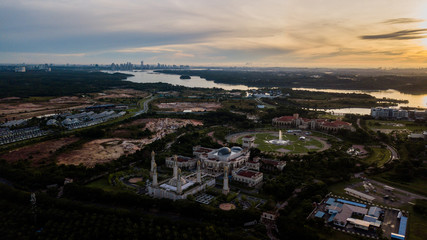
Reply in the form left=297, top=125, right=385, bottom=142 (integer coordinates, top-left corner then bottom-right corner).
left=158, top=69, right=427, bottom=94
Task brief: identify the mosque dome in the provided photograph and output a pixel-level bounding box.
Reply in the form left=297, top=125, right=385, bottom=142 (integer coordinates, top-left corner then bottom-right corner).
left=168, top=176, right=187, bottom=187
left=231, top=146, right=242, bottom=152
left=218, top=147, right=232, bottom=156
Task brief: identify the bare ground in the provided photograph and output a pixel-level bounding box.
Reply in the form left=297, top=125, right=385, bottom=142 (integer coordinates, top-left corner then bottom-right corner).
left=56, top=138, right=141, bottom=167
left=0, top=137, right=79, bottom=165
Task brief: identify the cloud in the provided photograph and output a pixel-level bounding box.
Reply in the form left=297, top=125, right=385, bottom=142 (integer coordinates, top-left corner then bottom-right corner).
left=382, top=18, right=424, bottom=24
left=360, top=29, right=427, bottom=40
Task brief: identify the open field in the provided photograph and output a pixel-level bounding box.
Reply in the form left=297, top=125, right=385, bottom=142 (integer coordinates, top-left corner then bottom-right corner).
left=409, top=210, right=427, bottom=240
left=86, top=177, right=128, bottom=193
left=156, top=102, right=221, bottom=112
left=0, top=137, right=79, bottom=165
left=362, top=147, right=391, bottom=167
left=59, top=118, right=203, bottom=167
left=94, top=89, right=148, bottom=100
left=0, top=96, right=93, bottom=121
left=232, top=131, right=327, bottom=154
left=371, top=175, right=427, bottom=197
left=366, top=120, right=427, bottom=132
left=57, top=138, right=141, bottom=167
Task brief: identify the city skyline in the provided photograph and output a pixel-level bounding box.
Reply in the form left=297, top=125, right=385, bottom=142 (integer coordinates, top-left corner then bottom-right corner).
left=1, top=0, right=427, bottom=67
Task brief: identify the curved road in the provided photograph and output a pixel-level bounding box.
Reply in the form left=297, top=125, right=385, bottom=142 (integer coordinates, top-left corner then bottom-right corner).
left=356, top=118, right=399, bottom=161
left=134, top=95, right=155, bottom=117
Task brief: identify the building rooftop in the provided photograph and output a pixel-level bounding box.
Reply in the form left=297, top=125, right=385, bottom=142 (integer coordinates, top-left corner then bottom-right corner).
left=344, top=188, right=375, bottom=202
left=236, top=169, right=262, bottom=178
left=314, top=211, right=325, bottom=218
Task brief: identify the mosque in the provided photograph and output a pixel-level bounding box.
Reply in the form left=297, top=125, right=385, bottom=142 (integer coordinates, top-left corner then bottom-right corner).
left=147, top=151, right=216, bottom=200
left=193, top=145, right=251, bottom=175
left=147, top=137, right=263, bottom=201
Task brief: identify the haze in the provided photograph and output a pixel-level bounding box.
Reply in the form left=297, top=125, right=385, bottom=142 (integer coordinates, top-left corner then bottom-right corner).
left=1, top=0, right=427, bottom=67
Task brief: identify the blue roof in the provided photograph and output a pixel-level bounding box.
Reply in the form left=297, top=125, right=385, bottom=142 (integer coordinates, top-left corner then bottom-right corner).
left=314, top=211, right=325, bottom=218
left=331, top=202, right=343, bottom=208
left=391, top=233, right=405, bottom=240
left=368, top=206, right=382, bottom=218
left=328, top=213, right=336, bottom=222
left=325, top=198, right=335, bottom=205
left=398, top=216, right=407, bottom=236
left=336, top=198, right=366, bottom=208
left=363, top=215, right=378, bottom=223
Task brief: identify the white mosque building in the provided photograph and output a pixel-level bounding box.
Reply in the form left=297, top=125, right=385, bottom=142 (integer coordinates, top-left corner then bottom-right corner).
left=193, top=145, right=251, bottom=175
left=147, top=152, right=216, bottom=200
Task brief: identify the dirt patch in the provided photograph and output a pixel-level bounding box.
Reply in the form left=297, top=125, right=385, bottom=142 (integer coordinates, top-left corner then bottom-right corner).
left=0, top=137, right=79, bottom=165
left=128, top=177, right=142, bottom=183
left=57, top=138, right=141, bottom=167
left=95, top=89, right=148, bottom=99
left=156, top=102, right=221, bottom=112
left=0, top=97, right=92, bottom=120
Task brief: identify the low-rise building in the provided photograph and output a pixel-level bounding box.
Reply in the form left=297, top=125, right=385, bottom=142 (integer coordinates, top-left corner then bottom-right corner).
left=259, top=157, right=286, bottom=171
left=272, top=113, right=353, bottom=132
left=165, top=155, right=197, bottom=169
left=232, top=168, right=263, bottom=187
left=344, top=188, right=375, bottom=202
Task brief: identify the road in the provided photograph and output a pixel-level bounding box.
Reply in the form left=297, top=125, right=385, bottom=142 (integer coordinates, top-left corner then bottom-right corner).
left=134, top=95, right=155, bottom=117
left=367, top=178, right=427, bottom=200
left=356, top=118, right=399, bottom=161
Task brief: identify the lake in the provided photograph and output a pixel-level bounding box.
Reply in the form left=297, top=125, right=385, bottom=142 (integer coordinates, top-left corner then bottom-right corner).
left=111, top=70, right=427, bottom=115
left=293, top=88, right=427, bottom=109
left=116, top=70, right=254, bottom=90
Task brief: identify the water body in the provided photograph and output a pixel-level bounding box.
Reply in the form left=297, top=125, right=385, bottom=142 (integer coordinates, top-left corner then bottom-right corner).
left=293, top=87, right=427, bottom=109
left=116, top=70, right=254, bottom=90
left=109, top=71, right=426, bottom=115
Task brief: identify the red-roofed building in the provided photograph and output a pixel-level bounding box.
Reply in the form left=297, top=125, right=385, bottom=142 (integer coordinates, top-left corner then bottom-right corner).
left=259, top=157, right=286, bottom=171
left=272, top=113, right=353, bottom=132
left=242, top=135, right=255, bottom=148
left=165, top=155, right=197, bottom=169
left=232, top=168, right=263, bottom=187
left=246, top=157, right=260, bottom=171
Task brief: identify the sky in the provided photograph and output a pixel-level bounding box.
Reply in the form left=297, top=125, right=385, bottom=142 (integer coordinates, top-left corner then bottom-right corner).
left=1, top=0, right=427, bottom=67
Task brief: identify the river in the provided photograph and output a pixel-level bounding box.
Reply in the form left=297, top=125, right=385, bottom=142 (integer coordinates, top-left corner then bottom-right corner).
left=116, top=70, right=254, bottom=90
left=112, top=71, right=427, bottom=115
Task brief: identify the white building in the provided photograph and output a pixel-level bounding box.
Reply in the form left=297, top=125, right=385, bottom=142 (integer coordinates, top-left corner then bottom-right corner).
left=232, top=168, right=263, bottom=187
left=194, top=146, right=250, bottom=175
left=165, top=155, right=197, bottom=169
left=147, top=158, right=215, bottom=201
left=241, top=135, right=255, bottom=149
left=371, top=108, right=408, bottom=119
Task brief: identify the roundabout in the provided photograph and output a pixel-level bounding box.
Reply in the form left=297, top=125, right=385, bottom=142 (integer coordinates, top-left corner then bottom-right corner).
left=229, top=130, right=330, bottom=154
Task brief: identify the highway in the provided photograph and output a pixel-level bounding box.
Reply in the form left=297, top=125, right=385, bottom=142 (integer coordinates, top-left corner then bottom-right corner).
left=134, top=95, right=155, bottom=117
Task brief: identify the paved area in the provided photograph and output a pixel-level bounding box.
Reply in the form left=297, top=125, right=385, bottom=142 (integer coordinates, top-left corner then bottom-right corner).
left=195, top=193, right=215, bottom=205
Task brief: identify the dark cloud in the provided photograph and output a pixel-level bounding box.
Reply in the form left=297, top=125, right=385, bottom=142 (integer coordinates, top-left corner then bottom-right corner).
left=382, top=18, right=424, bottom=24
left=360, top=29, right=427, bottom=40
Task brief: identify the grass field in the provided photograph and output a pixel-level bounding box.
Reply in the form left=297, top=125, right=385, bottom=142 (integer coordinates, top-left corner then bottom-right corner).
left=363, top=147, right=391, bottom=167
left=366, top=120, right=427, bottom=132
left=371, top=175, right=427, bottom=197
left=408, top=210, right=427, bottom=240
left=86, top=177, right=128, bottom=193
left=237, top=132, right=324, bottom=154
left=327, top=179, right=363, bottom=196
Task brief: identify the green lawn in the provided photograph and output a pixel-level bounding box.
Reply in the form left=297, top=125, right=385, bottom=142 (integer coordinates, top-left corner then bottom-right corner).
left=371, top=175, right=427, bottom=197
left=366, top=120, right=427, bottom=132
left=408, top=210, right=427, bottom=240
left=327, top=178, right=363, bottom=196
left=237, top=132, right=324, bottom=154
left=363, top=147, right=391, bottom=167
left=86, top=177, right=128, bottom=193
